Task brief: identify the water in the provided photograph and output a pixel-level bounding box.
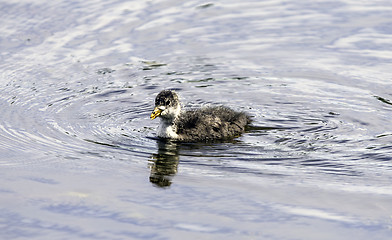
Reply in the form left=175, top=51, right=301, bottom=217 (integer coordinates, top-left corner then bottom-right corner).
left=1, top=0, right=392, bottom=239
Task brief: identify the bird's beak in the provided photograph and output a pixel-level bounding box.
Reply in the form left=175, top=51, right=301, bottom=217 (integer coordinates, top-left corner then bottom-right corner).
left=150, top=107, right=162, bottom=120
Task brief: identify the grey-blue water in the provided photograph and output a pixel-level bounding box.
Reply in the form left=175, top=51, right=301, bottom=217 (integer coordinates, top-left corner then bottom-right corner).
left=1, top=0, right=392, bottom=239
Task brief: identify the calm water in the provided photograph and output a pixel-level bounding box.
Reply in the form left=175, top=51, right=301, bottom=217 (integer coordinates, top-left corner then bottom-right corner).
left=1, top=0, right=392, bottom=239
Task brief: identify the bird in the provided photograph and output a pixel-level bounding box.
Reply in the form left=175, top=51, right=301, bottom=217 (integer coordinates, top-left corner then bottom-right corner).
left=150, top=90, right=250, bottom=142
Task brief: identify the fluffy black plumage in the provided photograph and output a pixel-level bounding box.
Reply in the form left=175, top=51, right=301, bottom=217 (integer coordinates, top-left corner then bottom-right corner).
left=151, top=90, right=250, bottom=142
left=176, top=106, right=249, bottom=142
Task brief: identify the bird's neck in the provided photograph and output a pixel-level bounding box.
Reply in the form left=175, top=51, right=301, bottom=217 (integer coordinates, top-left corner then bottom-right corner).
left=157, top=118, right=178, bottom=139
left=156, top=104, right=181, bottom=139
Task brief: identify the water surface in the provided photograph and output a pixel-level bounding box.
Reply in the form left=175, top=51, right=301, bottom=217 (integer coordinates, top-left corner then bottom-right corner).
left=1, top=0, right=392, bottom=239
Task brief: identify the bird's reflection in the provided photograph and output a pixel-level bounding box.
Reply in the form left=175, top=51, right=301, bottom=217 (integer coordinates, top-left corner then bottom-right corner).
left=148, top=140, right=180, bottom=187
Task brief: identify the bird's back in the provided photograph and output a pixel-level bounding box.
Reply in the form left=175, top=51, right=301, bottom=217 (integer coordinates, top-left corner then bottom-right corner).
left=175, top=106, right=250, bottom=142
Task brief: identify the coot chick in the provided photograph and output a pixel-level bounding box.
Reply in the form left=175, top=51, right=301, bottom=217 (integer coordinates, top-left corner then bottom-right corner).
left=150, top=90, right=250, bottom=142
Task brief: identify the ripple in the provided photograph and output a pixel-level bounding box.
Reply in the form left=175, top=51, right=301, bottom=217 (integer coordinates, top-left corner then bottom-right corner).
left=0, top=73, right=158, bottom=168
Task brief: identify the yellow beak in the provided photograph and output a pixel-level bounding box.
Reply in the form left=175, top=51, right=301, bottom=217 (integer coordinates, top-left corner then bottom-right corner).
left=150, top=107, right=162, bottom=120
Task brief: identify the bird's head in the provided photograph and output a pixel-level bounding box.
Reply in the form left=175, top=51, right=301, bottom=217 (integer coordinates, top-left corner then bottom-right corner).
left=151, top=90, right=181, bottom=121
